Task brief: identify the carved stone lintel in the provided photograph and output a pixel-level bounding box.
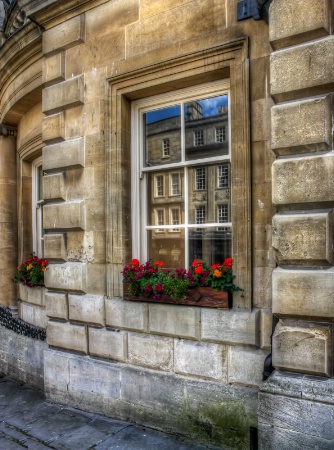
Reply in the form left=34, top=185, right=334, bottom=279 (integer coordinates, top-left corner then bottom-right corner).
left=0, top=124, right=17, bottom=137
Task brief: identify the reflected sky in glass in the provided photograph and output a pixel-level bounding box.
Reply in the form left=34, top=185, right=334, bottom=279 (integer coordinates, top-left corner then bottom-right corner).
left=145, top=105, right=180, bottom=124
left=185, top=94, right=228, bottom=120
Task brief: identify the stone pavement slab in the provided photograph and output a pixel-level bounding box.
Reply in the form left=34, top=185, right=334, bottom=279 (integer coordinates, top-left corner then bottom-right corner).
left=0, top=376, right=224, bottom=450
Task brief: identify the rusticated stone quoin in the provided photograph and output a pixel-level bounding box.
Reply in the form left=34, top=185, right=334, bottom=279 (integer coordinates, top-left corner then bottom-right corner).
left=272, top=320, right=332, bottom=377
left=272, top=210, right=334, bottom=265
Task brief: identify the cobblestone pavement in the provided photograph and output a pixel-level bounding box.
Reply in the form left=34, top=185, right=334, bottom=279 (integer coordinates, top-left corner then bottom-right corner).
left=0, top=376, right=224, bottom=450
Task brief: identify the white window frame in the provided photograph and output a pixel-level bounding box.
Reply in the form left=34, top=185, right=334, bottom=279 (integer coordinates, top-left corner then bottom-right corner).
left=195, top=167, right=206, bottom=191
left=155, top=174, right=164, bottom=197
left=170, top=207, right=180, bottom=232
left=215, top=126, right=226, bottom=143
left=170, top=172, right=181, bottom=196
left=32, top=157, right=44, bottom=257
left=131, top=80, right=231, bottom=266
left=194, top=129, right=204, bottom=146
left=162, top=138, right=170, bottom=157
left=217, top=163, right=229, bottom=189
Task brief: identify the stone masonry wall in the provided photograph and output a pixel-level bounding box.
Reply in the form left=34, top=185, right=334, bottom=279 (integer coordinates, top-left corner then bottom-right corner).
left=259, top=0, right=334, bottom=448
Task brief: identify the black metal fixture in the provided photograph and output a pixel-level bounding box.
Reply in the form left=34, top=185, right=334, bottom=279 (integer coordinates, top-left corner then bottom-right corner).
left=262, top=314, right=279, bottom=381
left=0, top=306, right=46, bottom=340
left=237, top=0, right=273, bottom=23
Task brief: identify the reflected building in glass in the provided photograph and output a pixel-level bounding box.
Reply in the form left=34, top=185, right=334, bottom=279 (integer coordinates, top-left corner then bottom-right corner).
left=143, top=95, right=231, bottom=268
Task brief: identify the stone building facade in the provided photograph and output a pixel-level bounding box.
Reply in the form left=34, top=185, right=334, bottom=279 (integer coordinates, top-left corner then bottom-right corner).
left=0, top=0, right=333, bottom=448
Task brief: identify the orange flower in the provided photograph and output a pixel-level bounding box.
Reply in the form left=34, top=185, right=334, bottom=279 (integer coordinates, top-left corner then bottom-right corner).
left=213, top=269, right=222, bottom=277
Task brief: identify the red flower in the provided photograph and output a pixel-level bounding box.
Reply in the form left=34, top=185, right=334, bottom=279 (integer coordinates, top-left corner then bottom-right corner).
left=223, top=257, right=233, bottom=269
left=131, top=258, right=140, bottom=266
left=211, top=263, right=220, bottom=270
left=195, top=266, right=203, bottom=275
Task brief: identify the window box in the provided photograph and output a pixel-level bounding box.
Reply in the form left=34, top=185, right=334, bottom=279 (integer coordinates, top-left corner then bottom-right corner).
left=123, top=283, right=232, bottom=309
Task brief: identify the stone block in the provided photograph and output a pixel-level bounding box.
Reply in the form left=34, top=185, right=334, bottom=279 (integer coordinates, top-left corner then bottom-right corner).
left=228, top=347, right=268, bottom=387
left=272, top=211, right=334, bottom=265
left=128, top=332, right=173, bottom=371
left=272, top=320, right=332, bottom=376
left=259, top=372, right=334, bottom=449
left=69, top=294, right=105, bottom=326
left=47, top=321, right=88, bottom=353
left=19, top=302, right=48, bottom=329
left=105, top=298, right=148, bottom=332
left=259, top=309, right=272, bottom=350
left=43, top=138, right=85, bottom=172
left=42, top=52, right=65, bottom=86
left=271, top=96, right=332, bottom=155
left=201, top=308, right=260, bottom=346
left=88, top=327, right=127, bottom=361
left=149, top=304, right=200, bottom=340
left=18, top=284, right=45, bottom=306
left=43, top=173, right=66, bottom=201
left=126, top=0, right=226, bottom=58
left=43, top=201, right=86, bottom=231
left=42, top=113, right=65, bottom=144
left=66, top=231, right=105, bottom=264
left=45, top=291, right=68, bottom=320
left=43, top=15, right=85, bottom=55
left=269, top=0, right=331, bottom=50
left=43, top=75, right=84, bottom=115
left=174, top=339, right=227, bottom=381
left=251, top=98, right=273, bottom=142
left=271, top=36, right=334, bottom=102
left=45, top=262, right=87, bottom=292
left=253, top=266, right=273, bottom=309
left=272, top=153, right=334, bottom=206
left=273, top=267, right=334, bottom=318
left=44, top=233, right=67, bottom=261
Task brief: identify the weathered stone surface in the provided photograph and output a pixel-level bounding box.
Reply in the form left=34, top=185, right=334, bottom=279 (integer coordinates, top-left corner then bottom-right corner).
left=43, top=75, right=84, bottom=115
left=43, top=349, right=258, bottom=448
left=18, top=284, right=45, bottom=306
left=43, top=173, right=66, bottom=202
left=273, top=267, right=334, bottom=318
left=43, top=201, right=86, bottom=231
left=43, top=138, right=85, bottom=172
left=269, top=0, right=331, bottom=49
left=88, top=327, right=127, bottom=361
left=126, top=0, right=226, bottom=58
left=272, top=320, right=332, bottom=376
left=69, top=294, right=105, bottom=326
left=272, top=211, right=334, bottom=265
left=272, top=153, right=334, bottom=206
left=228, top=347, right=268, bottom=387
left=149, top=304, right=200, bottom=340
left=201, top=308, right=260, bottom=346
left=0, top=326, right=47, bottom=389
left=42, top=52, right=65, bottom=86
left=271, top=36, right=334, bottom=102
left=42, top=113, right=65, bottom=144
left=259, top=372, right=334, bottom=449
left=19, top=301, right=47, bottom=329
left=128, top=332, right=173, bottom=371
left=47, top=321, right=88, bottom=353
left=259, top=309, right=272, bottom=350
left=174, top=339, right=227, bottom=381
left=45, top=262, right=87, bottom=292
left=44, top=233, right=67, bottom=260
left=45, top=291, right=68, bottom=320
left=43, top=15, right=85, bottom=55
left=105, top=298, right=148, bottom=332
left=271, top=96, right=332, bottom=155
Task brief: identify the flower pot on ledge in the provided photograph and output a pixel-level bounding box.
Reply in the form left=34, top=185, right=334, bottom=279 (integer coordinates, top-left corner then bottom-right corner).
left=123, top=283, right=232, bottom=309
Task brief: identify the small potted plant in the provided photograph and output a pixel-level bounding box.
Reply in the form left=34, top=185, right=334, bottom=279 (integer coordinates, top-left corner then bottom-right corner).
left=14, top=255, right=49, bottom=304
left=122, top=258, right=242, bottom=309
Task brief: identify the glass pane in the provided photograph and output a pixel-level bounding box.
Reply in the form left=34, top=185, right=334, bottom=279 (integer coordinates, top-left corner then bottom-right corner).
left=188, top=227, right=232, bottom=266
left=144, top=105, right=181, bottom=166
left=147, top=170, right=184, bottom=226
left=188, top=164, right=230, bottom=224
left=148, top=229, right=185, bottom=268
left=38, top=165, right=43, bottom=200
left=184, top=94, right=228, bottom=160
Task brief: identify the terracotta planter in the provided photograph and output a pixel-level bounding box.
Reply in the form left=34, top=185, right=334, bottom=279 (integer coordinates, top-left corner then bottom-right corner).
left=123, top=284, right=232, bottom=309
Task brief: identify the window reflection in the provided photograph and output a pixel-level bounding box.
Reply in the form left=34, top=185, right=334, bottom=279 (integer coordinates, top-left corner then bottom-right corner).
left=144, top=105, right=181, bottom=166
left=184, top=95, right=228, bottom=160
